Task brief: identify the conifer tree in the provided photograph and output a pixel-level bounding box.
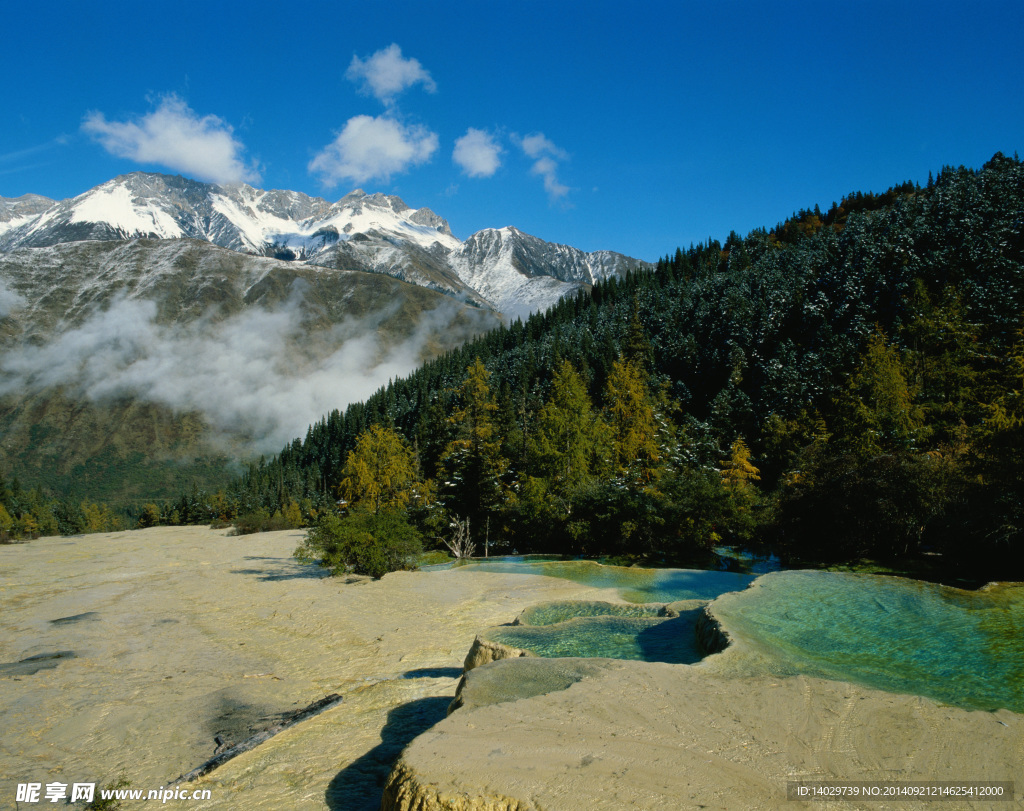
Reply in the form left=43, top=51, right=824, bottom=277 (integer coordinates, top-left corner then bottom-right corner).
left=605, top=356, right=661, bottom=483
left=838, top=328, right=920, bottom=455
left=719, top=437, right=761, bottom=491
left=0, top=503, right=13, bottom=538
left=438, top=359, right=507, bottom=528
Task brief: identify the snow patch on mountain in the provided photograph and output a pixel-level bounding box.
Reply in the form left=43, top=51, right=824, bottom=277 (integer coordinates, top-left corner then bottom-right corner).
left=69, top=183, right=184, bottom=240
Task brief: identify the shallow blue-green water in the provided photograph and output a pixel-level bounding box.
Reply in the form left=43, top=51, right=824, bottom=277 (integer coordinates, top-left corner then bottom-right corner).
left=712, top=570, right=1024, bottom=714
left=484, top=600, right=707, bottom=664
left=518, top=600, right=666, bottom=626
left=438, top=558, right=1024, bottom=713
left=436, top=557, right=756, bottom=603
left=488, top=614, right=704, bottom=664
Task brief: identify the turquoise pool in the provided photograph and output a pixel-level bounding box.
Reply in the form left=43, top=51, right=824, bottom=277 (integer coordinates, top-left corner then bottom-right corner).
left=435, top=556, right=757, bottom=603
left=711, top=570, right=1024, bottom=714
left=439, top=558, right=1024, bottom=714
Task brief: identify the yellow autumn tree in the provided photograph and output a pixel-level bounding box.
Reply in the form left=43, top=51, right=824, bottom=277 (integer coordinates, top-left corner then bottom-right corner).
left=339, top=424, right=421, bottom=514
left=839, top=327, right=921, bottom=455
left=137, top=503, right=162, bottom=528
left=282, top=500, right=304, bottom=528
left=531, top=360, right=610, bottom=494
left=605, top=356, right=661, bottom=482
left=720, top=436, right=761, bottom=492
left=0, top=503, right=14, bottom=537
left=81, top=501, right=119, bottom=533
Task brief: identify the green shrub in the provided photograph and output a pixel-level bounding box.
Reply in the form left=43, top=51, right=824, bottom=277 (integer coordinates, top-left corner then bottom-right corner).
left=295, top=508, right=423, bottom=579
left=231, top=509, right=291, bottom=535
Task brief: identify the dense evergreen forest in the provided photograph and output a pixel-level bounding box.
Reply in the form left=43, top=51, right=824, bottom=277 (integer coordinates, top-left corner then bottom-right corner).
left=6, top=154, right=1023, bottom=581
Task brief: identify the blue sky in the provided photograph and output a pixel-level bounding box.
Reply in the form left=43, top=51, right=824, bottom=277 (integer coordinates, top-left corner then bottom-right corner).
left=3, top=0, right=1023, bottom=261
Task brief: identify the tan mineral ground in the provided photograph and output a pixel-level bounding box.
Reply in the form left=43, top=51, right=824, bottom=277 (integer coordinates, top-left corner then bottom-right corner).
left=2, top=527, right=1021, bottom=810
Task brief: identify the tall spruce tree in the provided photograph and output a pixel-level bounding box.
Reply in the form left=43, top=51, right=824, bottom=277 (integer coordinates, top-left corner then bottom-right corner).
left=438, top=359, right=508, bottom=531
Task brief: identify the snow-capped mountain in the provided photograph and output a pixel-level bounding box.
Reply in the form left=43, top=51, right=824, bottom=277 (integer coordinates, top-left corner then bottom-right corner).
left=0, top=193, right=56, bottom=233
left=0, top=173, right=648, bottom=316
left=0, top=234, right=499, bottom=502
left=0, top=172, right=648, bottom=502
left=449, top=226, right=639, bottom=318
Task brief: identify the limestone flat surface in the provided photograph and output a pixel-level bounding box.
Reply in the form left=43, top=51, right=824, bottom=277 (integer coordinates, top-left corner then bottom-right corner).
left=386, top=656, right=1024, bottom=810
left=4, top=528, right=1021, bottom=810
left=0, top=527, right=607, bottom=809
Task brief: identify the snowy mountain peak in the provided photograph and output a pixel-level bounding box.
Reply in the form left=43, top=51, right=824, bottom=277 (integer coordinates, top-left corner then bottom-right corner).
left=449, top=224, right=644, bottom=319
left=0, top=172, right=458, bottom=257
left=0, top=172, right=649, bottom=317
left=0, top=193, right=58, bottom=237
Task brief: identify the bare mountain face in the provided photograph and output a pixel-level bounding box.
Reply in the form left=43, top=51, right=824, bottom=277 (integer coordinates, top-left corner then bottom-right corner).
left=0, top=193, right=56, bottom=227
left=0, top=173, right=647, bottom=502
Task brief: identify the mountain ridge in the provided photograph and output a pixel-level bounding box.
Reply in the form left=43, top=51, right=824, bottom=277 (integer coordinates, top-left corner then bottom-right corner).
left=0, top=172, right=648, bottom=317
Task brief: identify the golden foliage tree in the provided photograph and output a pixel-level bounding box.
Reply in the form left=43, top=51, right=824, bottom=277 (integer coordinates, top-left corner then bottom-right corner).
left=838, top=328, right=921, bottom=455
left=720, top=436, right=761, bottom=491
left=0, top=503, right=13, bottom=536
left=605, top=356, right=661, bottom=481
left=339, top=424, right=421, bottom=514
left=531, top=360, right=610, bottom=494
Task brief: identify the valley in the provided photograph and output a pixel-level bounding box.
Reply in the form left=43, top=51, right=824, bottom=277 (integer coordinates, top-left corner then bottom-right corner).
left=0, top=174, right=645, bottom=504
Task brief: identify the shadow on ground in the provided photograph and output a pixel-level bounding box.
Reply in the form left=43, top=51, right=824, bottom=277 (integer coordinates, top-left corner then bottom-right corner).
left=401, top=667, right=462, bottom=679
left=230, top=555, right=332, bottom=581
left=636, top=610, right=706, bottom=664
left=325, top=696, right=450, bottom=811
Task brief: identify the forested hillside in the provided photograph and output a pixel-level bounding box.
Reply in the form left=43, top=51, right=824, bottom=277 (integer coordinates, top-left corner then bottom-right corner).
left=9, top=154, right=1022, bottom=580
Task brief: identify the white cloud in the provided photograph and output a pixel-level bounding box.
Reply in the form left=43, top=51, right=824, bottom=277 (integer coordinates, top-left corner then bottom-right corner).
left=82, top=95, right=259, bottom=185
left=453, top=128, right=503, bottom=178
left=309, top=114, right=438, bottom=186
left=531, top=156, right=570, bottom=200
left=0, top=289, right=491, bottom=455
left=0, top=281, right=26, bottom=318
left=345, top=43, right=437, bottom=105
left=516, top=132, right=570, bottom=201
left=519, top=133, right=568, bottom=161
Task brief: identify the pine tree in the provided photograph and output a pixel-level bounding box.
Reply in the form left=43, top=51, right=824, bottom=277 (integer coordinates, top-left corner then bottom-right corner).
left=438, top=359, right=508, bottom=528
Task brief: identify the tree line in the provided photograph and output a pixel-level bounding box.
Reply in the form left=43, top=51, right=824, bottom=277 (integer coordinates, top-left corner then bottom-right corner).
left=12, top=153, right=1023, bottom=582
left=0, top=470, right=125, bottom=542
left=242, top=153, right=1024, bottom=580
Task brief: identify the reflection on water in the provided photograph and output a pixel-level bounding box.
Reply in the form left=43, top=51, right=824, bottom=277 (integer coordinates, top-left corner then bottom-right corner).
left=433, top=557, right=756, bottom=603
left=711, top=571, right=1024, bottom=714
